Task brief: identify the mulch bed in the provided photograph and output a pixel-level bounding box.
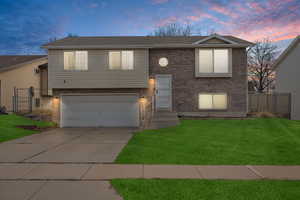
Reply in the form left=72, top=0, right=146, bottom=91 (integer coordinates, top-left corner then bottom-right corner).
left=16, top=125, right=54, bottom=131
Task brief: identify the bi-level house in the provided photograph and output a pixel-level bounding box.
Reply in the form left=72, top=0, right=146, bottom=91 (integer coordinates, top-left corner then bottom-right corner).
left=42, top=34, right=253, bottom=128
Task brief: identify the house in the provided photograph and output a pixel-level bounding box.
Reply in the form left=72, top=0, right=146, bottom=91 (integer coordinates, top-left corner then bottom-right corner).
left=274, top=36, right=300, bottom=120
left=42, top=34, right=253, bottom=128
left=0, top=55, right=51, bottom=112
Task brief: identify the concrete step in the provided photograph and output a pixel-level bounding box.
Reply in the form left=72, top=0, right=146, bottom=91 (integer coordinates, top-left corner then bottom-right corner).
left=147, top=121, right=180, bottom=129
left=148, top=111, right=180, bottom=129
left=153, top=111, right=178, bottom=117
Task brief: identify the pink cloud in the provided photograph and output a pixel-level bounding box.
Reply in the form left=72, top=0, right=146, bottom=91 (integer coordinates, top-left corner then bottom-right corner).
left=211, top=5, right=238, bottom=18
left=222, top=19, right=300, bottom=42
left=248, top=2, right=264, bottom=13
left=149, top=0, right=300, bottom=42
left=186, top=15, right=200, bottom=21
left=151, top=0, right=169, bottom=4
left=156, top=16, right=178, bottom=27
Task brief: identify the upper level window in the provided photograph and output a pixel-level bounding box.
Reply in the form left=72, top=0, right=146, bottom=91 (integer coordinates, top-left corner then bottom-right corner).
left=109, top=50, right=134, bottom=70
left=64, top=51, right=88, bottom=71
left=196, top=48, right=231, bottom=77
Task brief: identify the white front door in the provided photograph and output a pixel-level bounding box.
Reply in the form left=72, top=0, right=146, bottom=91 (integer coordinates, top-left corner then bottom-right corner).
left=155, top=75, right=172, bottom=110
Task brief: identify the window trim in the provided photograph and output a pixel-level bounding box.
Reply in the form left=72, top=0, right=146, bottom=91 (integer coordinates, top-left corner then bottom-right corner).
left=198, top=93, right=228, bottom=110
left=108, top=50, right=134, bottom=70
left=195, top=48, right=232, bottom=77
left=63, top=51, right=88, bottom=71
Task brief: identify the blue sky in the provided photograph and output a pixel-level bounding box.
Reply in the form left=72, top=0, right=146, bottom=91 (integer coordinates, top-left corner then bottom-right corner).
left=0, top=0, right=299, bottom=54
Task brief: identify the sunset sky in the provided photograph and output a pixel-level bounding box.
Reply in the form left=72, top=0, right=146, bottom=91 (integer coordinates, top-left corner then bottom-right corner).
left=0, top=0, right=299, bottom=54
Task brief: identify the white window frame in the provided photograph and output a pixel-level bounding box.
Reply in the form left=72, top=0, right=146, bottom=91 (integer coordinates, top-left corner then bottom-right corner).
left=109, top=50, right=134, bottom=70
left=198, top=93, right=228, bottom=110
left=64, top=51, right=88, bottom=71
left=195, top=48, right=232, bottom=77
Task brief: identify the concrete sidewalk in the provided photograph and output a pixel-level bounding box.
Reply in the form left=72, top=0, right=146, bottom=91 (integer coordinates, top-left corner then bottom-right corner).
left=1, top=164, right=300, bottom=180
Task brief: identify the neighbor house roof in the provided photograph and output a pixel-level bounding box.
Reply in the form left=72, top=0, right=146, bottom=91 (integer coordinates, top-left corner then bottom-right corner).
left=0, top=55, right=47, bottom=72
left=42, top=34, right=253, bottom=49
left=274, top=35, right=300, bottom=69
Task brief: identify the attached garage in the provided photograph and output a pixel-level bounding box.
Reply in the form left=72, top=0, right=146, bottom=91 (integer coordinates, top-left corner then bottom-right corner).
left=60, top=94, right=139, bottom=127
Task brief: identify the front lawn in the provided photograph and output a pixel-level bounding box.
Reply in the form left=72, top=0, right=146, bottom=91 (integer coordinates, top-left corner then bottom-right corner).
left=112, top=179, right=300, bottom=200
left=0, top=114, right=55, bottom=143
left=116, top=118, right=300, bottom=165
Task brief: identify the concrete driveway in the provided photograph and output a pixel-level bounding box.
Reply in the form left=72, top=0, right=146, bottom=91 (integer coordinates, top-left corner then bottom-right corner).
left=0, top=128, right=134, bottom=200
left=0, top=128, right=133, bottom=163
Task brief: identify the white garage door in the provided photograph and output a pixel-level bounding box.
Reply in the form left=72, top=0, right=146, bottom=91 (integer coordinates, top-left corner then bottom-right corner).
left=61, top=95, right=139, bottom=127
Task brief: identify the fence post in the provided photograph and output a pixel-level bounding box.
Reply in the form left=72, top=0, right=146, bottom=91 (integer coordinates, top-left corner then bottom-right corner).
left=28, top=87, right=34, bottom=113
left=288, top=93, right=292, bottom=119
left=274, top=93, right=278, bottom=114
left=12, top=87, right=15, bottom=112
left=13, top=87, right=18, bottom=113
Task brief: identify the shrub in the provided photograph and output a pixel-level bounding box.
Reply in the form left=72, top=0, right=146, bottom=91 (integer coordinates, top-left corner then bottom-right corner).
left=255, top=112, right=276, bottom=118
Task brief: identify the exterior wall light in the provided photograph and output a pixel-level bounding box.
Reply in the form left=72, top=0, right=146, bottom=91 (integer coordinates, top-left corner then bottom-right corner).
left=149, top=78, right=155, bottom=85
left=140, top=96, right=147, bottom=104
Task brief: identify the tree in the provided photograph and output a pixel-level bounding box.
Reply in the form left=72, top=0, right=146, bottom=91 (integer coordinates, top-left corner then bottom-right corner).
left=247, top=39, right=279, bottom=93
left=150, top=23, right=195, bottom=36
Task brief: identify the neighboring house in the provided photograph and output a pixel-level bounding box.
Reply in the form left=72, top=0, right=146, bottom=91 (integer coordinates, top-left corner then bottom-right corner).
left=42, top=34, right=253, bottom=128
left=274, top=36, right=300, bottom=120
left=0, top=55, right=50, bottom=112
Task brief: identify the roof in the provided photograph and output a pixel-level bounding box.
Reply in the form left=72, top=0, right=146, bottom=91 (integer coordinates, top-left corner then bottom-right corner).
left=43, top=34, right=253, bottom=49
left=274, top=35, right=300, bottom=69
left=0, top=55, right=47, bottom=72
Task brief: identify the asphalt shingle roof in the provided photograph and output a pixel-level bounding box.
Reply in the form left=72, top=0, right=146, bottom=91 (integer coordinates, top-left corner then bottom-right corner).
left=43, top=35, right=253, bottom=47
left=0, top=55, right=47, bottom=71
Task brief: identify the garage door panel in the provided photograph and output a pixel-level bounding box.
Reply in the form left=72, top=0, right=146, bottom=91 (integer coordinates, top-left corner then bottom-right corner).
left=61, top=95, right=139, bottom=128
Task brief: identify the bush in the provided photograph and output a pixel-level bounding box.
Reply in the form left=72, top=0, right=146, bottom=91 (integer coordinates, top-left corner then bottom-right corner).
left=255, top=112, right=276, bottom=118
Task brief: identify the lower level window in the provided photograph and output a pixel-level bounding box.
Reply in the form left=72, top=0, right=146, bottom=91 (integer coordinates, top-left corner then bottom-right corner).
left=198, top=93, right=227, bottom=110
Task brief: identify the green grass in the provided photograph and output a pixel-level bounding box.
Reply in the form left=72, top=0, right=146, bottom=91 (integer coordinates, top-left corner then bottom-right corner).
left=112, top=179, right=300, bottom=200
left=116, top=118, right=300, bottom=165
left=0, top=114, right=55, bottom=143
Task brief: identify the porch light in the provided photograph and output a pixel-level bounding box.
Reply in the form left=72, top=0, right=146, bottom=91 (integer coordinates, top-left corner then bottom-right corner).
left=149, top=78, right=155, bottom=85
left=52, top=96, right=60, bottom=104
left=139, top=96, right=147, bottom=104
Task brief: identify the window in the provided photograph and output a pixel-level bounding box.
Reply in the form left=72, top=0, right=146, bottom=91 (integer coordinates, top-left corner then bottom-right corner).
left=198, top=49, right=229, bottom=74
left=198, top=93, right=227, bottom=110
left=109, top=50, right=134, bottom=70
left=64, top=51, right=88, bottom=70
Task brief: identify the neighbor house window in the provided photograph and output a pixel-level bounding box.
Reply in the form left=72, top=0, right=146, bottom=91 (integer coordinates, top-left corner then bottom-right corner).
left=109, top=50, right=134, bottom=70
left=197, top=49, right=230, bottom=75
left=198, top=93, right=228, bottom=110
left=64, top=51, right=88, bottom=70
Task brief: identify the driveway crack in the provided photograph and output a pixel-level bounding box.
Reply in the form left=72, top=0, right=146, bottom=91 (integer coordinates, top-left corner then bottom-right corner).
left=21, top=133, right=85, bottom=163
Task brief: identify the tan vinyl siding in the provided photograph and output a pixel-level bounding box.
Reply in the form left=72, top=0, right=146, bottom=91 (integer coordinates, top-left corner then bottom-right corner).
left=48, top=49, right=149, bottom=89
left=0, top=59, right=51, bottom=111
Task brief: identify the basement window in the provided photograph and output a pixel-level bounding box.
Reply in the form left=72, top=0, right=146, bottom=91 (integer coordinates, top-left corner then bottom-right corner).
left=198, top=93, right=228, bottom=110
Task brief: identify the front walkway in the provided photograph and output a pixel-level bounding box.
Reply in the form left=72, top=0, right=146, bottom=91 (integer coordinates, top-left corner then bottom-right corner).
left=1, top=164, right=300, bottom=180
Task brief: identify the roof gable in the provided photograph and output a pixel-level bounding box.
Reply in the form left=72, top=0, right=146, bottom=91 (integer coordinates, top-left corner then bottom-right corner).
left=274, top=36, right=300, bottom=69
left=193, top=34, right=238, bottom=45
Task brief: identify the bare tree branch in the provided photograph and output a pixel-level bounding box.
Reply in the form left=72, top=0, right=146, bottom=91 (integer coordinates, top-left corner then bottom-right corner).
left=150, top=23, right=196, bottom=36
left=247, top=39, right=279, bottom=93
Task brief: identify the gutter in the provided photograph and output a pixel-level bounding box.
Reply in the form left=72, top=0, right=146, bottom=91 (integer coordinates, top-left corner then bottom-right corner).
left=42, top=44, right=252, bottom=50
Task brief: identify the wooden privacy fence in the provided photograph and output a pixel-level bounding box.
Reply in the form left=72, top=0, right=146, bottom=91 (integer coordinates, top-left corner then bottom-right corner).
left=248, top=92, right=291, bottom=118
